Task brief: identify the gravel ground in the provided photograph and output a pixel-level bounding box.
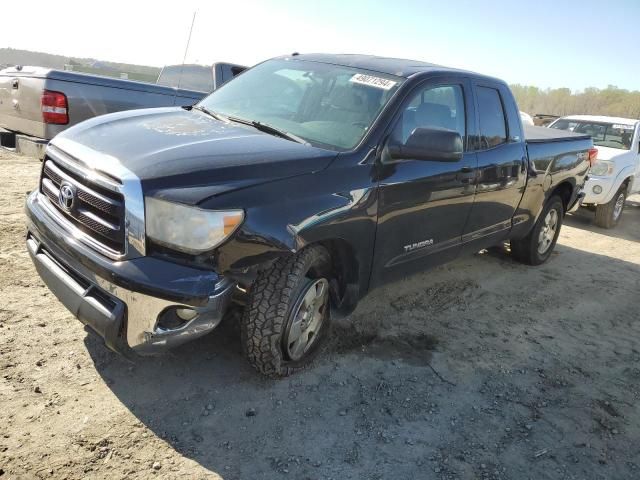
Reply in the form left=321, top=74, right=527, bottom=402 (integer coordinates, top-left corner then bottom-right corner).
left=1, top=149, right=639, bottom=480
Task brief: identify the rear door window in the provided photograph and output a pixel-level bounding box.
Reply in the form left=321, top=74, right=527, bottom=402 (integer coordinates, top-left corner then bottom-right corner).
left=476, top=87, right=507, bottom=149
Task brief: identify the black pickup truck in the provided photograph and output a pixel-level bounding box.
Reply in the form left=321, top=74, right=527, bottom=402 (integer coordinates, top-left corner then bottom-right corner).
left=25, top=54, right=594, bottom=377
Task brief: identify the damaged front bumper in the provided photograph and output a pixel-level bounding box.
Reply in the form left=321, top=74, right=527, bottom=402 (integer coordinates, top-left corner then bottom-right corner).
left=567, top=188, right=586, bottom=213
left=25, top=190, right=235, bottom=356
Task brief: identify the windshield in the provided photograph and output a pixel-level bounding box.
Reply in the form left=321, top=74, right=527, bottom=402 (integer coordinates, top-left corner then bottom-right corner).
left=550, top=119, right=636, bottom=150
left=198, top=59, right=404, bottom=151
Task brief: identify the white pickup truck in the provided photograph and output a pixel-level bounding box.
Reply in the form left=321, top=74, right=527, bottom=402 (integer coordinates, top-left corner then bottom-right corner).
left=549, top=115, right=640, bottom=228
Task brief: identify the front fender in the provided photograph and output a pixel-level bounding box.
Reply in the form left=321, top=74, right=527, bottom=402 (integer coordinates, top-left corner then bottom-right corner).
left=601, top=165, right=636, bottom=203
left=203, top=160, right=378, bottom=297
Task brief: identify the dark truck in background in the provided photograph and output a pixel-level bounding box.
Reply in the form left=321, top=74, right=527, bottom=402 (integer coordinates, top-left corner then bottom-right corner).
left=156, top=63, right=246, bottom=91
left=25, top=54, right=594, bottom=377
left=0, top=62, right=246, bottom=158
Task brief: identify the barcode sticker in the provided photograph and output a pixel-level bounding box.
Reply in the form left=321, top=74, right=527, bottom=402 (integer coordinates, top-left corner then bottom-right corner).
left=349, top=74, right=397, bottom=90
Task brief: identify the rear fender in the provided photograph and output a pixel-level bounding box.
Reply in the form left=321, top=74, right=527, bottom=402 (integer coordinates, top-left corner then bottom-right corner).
left=511, top=144, right=589, bottom=240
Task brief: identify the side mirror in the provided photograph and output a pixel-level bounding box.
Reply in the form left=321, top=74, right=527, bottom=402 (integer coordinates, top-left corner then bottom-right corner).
left=387, top=127, right=463, bottom=162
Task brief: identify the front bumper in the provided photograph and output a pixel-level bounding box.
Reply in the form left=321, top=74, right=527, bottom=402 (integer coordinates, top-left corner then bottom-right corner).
left=25, top=190, right=235, bottom=355
left=581, top=177, right=613, bottom=205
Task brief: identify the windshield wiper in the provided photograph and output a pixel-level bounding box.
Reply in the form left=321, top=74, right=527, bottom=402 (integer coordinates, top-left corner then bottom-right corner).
left=193, top=105, right=228, bottom=122
left=226, top=115, right=309, bottom=145
left=251, top=121, right=309, bottom=145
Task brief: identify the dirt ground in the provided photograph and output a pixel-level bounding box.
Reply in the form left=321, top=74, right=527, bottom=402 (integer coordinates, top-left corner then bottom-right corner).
left=1, top=148, right=639, bottom=480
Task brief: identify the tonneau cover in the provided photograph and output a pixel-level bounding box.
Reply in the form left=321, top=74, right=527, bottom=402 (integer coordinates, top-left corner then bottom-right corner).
left=524, top=124, right=591, bottom=143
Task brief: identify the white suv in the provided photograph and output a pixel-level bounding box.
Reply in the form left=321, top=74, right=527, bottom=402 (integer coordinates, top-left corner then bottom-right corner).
left=549, top=115, right=640, bottom=228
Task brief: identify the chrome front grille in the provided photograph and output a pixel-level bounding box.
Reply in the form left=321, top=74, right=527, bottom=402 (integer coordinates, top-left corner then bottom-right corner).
left=40, top=157, right=126, bottom=254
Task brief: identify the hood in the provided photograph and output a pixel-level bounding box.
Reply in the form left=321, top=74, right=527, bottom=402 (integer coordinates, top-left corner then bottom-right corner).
left=50, top=107, right=338, bottom=205
left=594, top=145, right=634, bottom=162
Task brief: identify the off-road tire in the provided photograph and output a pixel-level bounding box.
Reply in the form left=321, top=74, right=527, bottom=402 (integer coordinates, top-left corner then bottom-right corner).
left=594, top=185, right=626, bottom=229
left=511, top=195, right=564, bottom=266
left=241, top=245, right=331, bottom=377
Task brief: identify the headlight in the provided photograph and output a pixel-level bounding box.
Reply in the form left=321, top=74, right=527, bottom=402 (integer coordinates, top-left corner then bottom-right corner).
left=589, top=160, right=614, bottom=177
left=145, top=197, right=244, bottom=254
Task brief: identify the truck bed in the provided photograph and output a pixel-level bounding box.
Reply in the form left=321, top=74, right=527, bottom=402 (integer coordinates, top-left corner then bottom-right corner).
left=21, top=68, right=205, bottom=97
left=524, top=124, right=591, bottom=143
left=0, top=66, right=207, bottom=143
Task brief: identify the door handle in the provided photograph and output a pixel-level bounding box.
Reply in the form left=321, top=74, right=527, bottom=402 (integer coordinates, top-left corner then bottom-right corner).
left=457, top=166, right=476, bottom=184
left=11, top=79, right=19, bottom=89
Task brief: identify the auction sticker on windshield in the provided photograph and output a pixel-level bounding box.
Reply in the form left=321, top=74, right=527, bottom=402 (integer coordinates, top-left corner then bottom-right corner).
left=350, top=73, right=397, bottom=90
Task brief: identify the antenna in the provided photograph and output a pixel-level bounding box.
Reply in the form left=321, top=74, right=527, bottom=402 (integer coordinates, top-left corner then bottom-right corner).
left=174, top=11, right=197, bottom=99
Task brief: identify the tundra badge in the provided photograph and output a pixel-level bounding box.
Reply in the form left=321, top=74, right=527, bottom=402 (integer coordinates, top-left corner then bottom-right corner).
left=404, top=239, right=434, bottom=252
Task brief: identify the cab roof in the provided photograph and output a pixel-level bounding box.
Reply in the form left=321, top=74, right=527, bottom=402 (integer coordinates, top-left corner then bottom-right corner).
left=281, top=53, right=501, bottom=82
left=559, top=114, right=639, bottom=125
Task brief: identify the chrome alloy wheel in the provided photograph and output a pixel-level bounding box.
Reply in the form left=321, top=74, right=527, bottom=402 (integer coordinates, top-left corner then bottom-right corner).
left=284, top=278, right=329, bottom=361
left=537, top=208, right=559, bottom=255
left=613, top=192, right=625, bottom=221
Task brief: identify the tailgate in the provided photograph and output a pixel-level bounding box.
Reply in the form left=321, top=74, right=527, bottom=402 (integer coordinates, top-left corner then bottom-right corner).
left=0, top=69, right=47, bottom=138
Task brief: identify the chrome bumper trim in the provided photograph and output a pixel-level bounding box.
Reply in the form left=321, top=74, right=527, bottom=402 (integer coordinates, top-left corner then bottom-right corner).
left=26, top=190, right=234, bottom=354
left=136, top=280, right=235, bottom=354
left=99, top=274, right=234, bottom=354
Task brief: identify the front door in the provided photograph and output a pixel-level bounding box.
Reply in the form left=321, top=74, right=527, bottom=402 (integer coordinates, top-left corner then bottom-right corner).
left=371, top=78, right=477, bottom=287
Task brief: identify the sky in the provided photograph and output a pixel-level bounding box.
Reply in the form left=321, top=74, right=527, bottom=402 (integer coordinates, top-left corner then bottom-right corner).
left=1, top=0, right=638, bottom=91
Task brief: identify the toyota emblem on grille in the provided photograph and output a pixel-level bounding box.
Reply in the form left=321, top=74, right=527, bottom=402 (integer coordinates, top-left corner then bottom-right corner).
left=58, top=182, right=76, bottom=211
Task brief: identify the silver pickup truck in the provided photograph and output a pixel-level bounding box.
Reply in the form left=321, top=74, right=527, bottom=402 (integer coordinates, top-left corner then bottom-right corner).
left=0, top=62, right=245, bottom=158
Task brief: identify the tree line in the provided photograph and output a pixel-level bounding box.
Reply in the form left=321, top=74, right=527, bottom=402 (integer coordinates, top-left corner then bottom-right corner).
left=511, top=85, right=640, bottom=119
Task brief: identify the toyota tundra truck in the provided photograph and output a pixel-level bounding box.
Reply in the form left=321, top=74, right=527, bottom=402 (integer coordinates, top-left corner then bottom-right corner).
left=25, top=54, right=594, bottom=377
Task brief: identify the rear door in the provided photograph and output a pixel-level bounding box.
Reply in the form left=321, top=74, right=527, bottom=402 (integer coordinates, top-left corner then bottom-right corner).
left=370, top=77, right=478, bottom=286
left=461, top=82, right=527, bottom=251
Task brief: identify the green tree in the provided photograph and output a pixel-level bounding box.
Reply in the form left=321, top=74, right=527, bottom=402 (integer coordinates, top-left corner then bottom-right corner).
left=512, top=85, right=640, bottom=119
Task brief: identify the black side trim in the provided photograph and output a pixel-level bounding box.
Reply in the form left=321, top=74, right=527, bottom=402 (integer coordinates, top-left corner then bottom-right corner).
left=26, top=233, right=130, bottom=356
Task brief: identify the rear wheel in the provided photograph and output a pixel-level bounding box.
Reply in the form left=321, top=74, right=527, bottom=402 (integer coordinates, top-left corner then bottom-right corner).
left=241, top=245, right=332, bottom=377
left=594, top=185, right=626, bottom=229
left=511, top=195, right=564, bottom=266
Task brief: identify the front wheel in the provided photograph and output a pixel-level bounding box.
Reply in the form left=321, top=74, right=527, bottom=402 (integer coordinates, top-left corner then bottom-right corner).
left=594, top=185, right=626, bottom=229
left=241, top=245, right=332, bottom=377
left=511, top=196, right=564, bottom=266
